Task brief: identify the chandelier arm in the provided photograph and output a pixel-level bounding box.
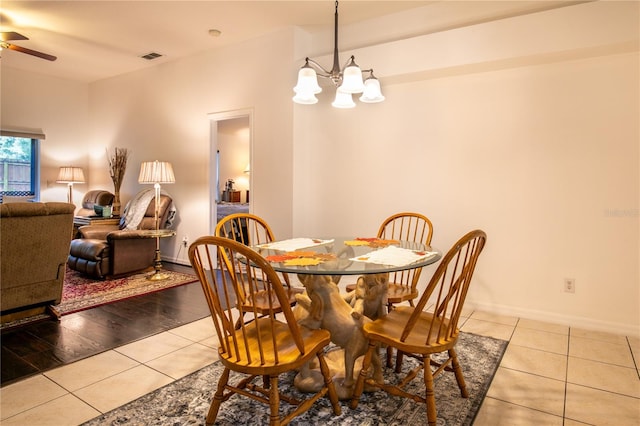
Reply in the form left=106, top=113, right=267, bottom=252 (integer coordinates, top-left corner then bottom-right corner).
left=305, top=57, right=333, bottom=78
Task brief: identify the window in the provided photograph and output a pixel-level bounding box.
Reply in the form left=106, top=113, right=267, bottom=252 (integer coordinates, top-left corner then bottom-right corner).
left=0, top=135, right=41, bottom=200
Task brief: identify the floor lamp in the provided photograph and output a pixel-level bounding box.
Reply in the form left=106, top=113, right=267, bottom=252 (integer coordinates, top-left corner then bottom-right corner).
left=138, top=160, right=175, bottom=281
left=56, top=166, right=85, bottom=205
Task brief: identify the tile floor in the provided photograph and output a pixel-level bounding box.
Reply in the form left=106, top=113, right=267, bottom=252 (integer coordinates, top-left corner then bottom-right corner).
left=1, top=310, right=639, bottom=425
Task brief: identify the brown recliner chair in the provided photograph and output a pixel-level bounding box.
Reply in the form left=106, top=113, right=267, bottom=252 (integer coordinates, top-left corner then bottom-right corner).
left=67, top=193, right=173, bottom=278
left=75, top=190, right=115, bottom=217
left=1, top=202, right=75, bottom=313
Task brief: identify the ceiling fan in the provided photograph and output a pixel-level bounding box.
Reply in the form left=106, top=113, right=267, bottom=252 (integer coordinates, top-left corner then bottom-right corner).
left=0, top=31, right=57, bottom=61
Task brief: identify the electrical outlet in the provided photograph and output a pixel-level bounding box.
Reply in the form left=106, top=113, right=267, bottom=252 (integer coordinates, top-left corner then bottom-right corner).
left=564, top=278, right=575, bottom=293
left=182, top=236, right=189, bottom=247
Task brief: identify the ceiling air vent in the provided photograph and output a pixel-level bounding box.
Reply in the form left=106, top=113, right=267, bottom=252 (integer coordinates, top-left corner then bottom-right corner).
left=140, top=52, right=163, bottom=60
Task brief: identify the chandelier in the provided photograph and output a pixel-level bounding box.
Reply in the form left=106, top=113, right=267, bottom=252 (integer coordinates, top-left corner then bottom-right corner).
left=293, top=1, right=385, bottom=108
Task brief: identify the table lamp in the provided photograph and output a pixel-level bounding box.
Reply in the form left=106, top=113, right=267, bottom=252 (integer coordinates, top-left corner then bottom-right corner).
left=56, top=166, right=85, bottom=205
left=138, top=160, right=175, bottom=280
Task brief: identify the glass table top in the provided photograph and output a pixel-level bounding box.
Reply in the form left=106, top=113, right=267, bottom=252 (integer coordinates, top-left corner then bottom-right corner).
left=252, top=237, right=441, bottom=276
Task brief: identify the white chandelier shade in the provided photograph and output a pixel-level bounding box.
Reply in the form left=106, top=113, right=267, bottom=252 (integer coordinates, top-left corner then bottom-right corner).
left=332, top=89, right=356, bottom=109
left=293, top=65, right=322, bottom=95
left=360, top=75, right=385, bottom=103
left=339, top=58, right=365, bottom=94
left=292, top=1, right=384, bottom=108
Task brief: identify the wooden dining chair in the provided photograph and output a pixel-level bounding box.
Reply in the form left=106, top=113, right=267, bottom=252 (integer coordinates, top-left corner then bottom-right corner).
left=215, top=213, right=302, bottom=319
left=188, top=236, right=341, bottom=426
left=376, top=212, right=434, bottom=307
left=349, top=230, right=487, bottom=426
left=346, top=212, right=434, bottom=370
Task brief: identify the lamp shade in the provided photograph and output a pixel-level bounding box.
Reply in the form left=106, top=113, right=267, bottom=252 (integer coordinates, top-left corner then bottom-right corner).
left=293, top=65, right=322, bottom=95
left=339, top=58, right=365, bottom=94
left=56, top=167, right=85, bottom=183
left=293, top=91, right=319, bottom=105
left=293, top=64, right=322, bottom=105
left=331, top=89, right=356, bottom=109
left=138, top=161, right=175, bottom=184
left=359, top=76, right=385, bottom=103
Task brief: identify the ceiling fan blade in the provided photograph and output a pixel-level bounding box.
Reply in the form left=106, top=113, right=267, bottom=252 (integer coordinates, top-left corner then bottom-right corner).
left=0, top=31, right=28, bottom=42
left=5, top=43, right=57, bottom=61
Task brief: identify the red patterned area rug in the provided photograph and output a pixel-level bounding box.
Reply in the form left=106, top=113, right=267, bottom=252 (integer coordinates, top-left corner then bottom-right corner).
left=55, top=267, right=198, bottom=316
left=1, top=267, right=198, bottom=329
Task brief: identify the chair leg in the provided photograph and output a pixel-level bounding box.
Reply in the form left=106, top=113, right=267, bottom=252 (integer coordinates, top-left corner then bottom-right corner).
left=206, top=367, right=230, bottom=425
left=449, top=348, right=469, bottom=398
left=422, top=356, right=438, bottom=426
left=386, top=302, right=395, bottom=368
left=394, top=349, right=404, bottom=373
left=268, top=375, right=281, bottom=426
left=317, top=352, right=342, bottom=415
left=350, top=343, right=376, bottom=410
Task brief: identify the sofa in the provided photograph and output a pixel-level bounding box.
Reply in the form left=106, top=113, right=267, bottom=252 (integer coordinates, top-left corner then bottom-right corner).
left=67, top=193, right=173, bottom=278
left=0, top=202, right=75, bottom=313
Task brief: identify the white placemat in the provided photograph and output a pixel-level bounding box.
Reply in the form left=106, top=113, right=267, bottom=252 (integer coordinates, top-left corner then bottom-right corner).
left=257, top=238, right=334, bottom=252
left=351, top=245, right=438, bottom=267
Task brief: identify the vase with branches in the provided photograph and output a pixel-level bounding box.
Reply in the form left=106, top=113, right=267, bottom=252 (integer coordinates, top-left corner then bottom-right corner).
left=107, top=147, right=129, bottom=216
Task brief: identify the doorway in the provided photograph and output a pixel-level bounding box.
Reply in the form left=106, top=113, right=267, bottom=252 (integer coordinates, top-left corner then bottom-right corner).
left=208, top=109, right=252, bottom=234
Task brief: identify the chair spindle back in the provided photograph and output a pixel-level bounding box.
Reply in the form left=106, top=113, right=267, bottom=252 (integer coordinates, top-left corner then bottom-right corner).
left=406, top=229, right=486, bottom=346
left=189, top=236, right=304, bottom=364
left=378, top=212, right=434, bottom=294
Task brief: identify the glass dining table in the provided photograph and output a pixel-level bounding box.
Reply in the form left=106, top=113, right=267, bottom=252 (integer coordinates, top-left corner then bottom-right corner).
left=250, top=236, right=442, bottom=399
left=252, top=236, right=442, bottom=280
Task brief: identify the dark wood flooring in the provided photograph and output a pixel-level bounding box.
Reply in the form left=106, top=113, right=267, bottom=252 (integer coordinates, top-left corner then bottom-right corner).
left=0, top=263, right=209, bottom=387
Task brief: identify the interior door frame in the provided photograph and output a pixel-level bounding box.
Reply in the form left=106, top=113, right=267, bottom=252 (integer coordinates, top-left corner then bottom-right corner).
left=207, top=108, right=253, bottom=235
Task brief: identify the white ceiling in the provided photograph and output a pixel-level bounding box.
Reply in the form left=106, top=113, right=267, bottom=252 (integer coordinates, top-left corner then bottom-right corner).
left=1, top=1, right=581, bottom=83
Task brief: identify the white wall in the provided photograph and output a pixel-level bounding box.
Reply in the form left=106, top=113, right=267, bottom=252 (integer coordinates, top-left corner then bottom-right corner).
left=293, top=2, right=639, bottom=334
left=0, top=67, right=90, bottom=207
left=87, top=29, right=296, bottom=264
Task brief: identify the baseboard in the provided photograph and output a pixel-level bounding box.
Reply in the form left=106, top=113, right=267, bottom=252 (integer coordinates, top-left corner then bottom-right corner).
left=467, top=301, right=640, bottom=338
left=161, top=255, right=191, bottom=267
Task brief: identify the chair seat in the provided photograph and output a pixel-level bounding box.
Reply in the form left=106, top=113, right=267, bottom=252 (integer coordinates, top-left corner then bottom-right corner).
left=240, top=287, right=304, bottom=315
left=363, top=306, right=458, bottom=354
left=345, top=282, right=418, bottom=302
left=386, top=283, right=419, bottom=304
left=220, top=317, right=331, bottom=373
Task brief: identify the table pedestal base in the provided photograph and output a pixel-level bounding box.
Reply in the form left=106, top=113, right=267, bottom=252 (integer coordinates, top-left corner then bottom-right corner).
left=147, top=248, right=170, bottom=281
left=147, top=271, right=171, bottom=281
left=294, top=347, right=381, bottom=400
left=292, top=274, right=384, bottom=399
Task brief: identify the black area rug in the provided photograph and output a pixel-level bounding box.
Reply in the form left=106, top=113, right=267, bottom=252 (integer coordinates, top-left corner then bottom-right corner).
left=84, top=332, right=507, bottom=426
